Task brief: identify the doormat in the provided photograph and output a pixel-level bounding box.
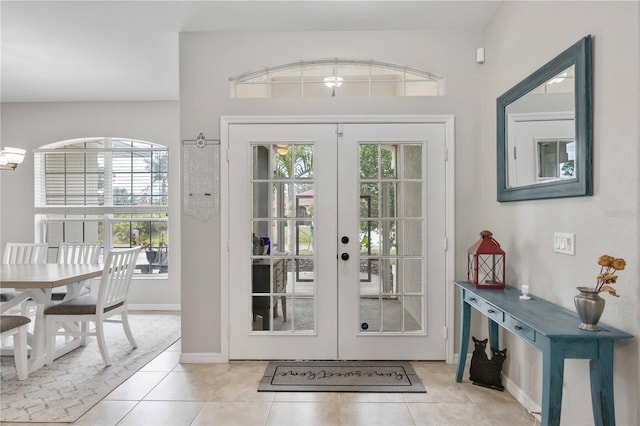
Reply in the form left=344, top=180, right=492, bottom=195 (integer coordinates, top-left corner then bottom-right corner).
left=258, top=361, right=426, bottom=393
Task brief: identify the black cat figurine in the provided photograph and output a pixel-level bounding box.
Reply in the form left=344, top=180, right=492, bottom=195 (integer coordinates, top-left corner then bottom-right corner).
left=469, top=337, right=488, bottom=382
left=485, top=347, right=507, bottom=390
left=469, top=336, right=506, bottom=391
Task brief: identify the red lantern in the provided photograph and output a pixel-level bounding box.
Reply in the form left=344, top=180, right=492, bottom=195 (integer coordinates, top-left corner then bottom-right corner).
left=468, top=230, right=506, bottom=289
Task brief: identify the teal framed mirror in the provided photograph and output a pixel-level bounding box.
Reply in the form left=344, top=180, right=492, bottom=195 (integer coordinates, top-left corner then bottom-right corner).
left=497, top=35, right=593, bottom=202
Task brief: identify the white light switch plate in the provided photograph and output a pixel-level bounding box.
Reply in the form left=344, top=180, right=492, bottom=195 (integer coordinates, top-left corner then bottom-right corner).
left=554, top=232, right=575, bottom=255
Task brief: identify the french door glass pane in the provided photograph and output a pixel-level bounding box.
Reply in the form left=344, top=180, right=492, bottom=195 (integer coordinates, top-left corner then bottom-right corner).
left=251, top=143, right=316, bottom=334
left=400, top=259, right=423, bottom=293
left=272, top=146, right=292, bottom=179
left=359, top=145, right=379, bottom=178
left=360, top=184, right=379, bottom=217
left=380, top=182, right=396, bottom=217
left=403, top=182, right=422, bottom=217
left=359, top=220, right=377, bottom=255
left=380, top=220, right=397, bottom=254
left=360, top=298, right=380, bottom=332
left=252, top=145, right=270, bottom=179
left=403, top=144, right=422, bottom=179
left=403, top=296, right=423, bottom=331
left=381, top=145, right=397, bottom=178
left=400, top=220, right=423, bottom=256
left=360, top=259, right=380, bottom=293
left=357, top=142, right=424, bottom=334
left=381, top=297, right=402, bottom=332
left=292, top=258, right=314, bottom=294
left=294, top=145, right=314, bottom=179
left=292, top=297, right=314, bottom=331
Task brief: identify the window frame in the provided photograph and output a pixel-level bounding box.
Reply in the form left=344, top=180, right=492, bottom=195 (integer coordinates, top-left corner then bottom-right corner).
left=34, top=137, right=169, bottom=278
left=230, top=58, right=443, bottom=98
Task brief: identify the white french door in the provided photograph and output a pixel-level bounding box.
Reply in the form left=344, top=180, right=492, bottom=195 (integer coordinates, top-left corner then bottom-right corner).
left=337, top=123, right=447, bottom=359
left=227, top=120, right=449, bottom=360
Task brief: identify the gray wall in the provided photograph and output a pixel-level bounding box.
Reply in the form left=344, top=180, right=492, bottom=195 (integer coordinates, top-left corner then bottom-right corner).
left=481, top=2, right=639, bottom=424
left=0, top=101, right=181, bottom=306
left=179, top=30, right=483, bottom=354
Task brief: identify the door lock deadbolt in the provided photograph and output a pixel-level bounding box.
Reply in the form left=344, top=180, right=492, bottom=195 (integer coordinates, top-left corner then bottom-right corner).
left=341, top=236, right=349, bottom=244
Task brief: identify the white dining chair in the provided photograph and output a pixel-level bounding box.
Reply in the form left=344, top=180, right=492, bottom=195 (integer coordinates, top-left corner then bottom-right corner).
left=0, top=315, right=31, bottom=380
left=44, top=247, right=140, bottom=366
left=52, top=242, right=101, bottom=301
left=1, top=243, right=49, bottom=308
left=2, top=242, right=49, bottom=265
left=57, top=242, right=101, bottom=265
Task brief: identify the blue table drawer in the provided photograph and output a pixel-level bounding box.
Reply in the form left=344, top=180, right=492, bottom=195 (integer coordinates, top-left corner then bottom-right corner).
left=484, top=302, right=504, bottom=323
left=505, top=315, right=536, bottom=343
left=464, top=292, right=504, bottom=323
left=464, top=292, right=484, bottom=310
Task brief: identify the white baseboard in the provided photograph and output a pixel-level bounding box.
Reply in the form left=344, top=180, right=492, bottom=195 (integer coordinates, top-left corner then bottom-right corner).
left=453, top=352, right=473, bottom=365
left=180, top=352, right=228, bottom=363
left=128, top=304, right=181, bottom=311
left=502, top=373, right=542, bottom=422
left=455, top=353, right=542, bottom=422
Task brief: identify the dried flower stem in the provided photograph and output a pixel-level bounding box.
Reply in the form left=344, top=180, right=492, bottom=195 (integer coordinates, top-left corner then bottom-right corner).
left=594, top=255, right=626, bottom=297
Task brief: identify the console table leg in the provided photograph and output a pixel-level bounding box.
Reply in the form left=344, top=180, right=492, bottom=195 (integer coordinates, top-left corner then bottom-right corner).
left=590, top=341, right=615, bottom=426
left=488, top=319, right=499, bottom=353
left=456, top=300, right=471, bottom=382
left=542, top=339, right=565, bottom=426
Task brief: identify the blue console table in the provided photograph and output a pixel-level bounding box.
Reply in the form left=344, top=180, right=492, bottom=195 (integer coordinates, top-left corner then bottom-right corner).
left=454, top=281, right=633, bottom=426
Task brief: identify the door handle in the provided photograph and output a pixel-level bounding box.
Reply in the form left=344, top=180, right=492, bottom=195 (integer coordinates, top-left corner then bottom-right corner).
left=341, top=253, right=349, bottom=261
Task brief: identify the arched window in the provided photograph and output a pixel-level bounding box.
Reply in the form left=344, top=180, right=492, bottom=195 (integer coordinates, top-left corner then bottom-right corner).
left=34, top=137, right=169, bottom=277
left=230, top=59, right=442, bottom=98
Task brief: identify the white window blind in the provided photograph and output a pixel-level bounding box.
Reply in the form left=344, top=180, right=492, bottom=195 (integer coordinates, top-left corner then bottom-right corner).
left=35, top=138, right=168, bottom=211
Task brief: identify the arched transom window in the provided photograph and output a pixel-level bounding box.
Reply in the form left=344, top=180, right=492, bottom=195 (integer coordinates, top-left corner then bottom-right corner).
left=230, top=59, right=442, bottom=98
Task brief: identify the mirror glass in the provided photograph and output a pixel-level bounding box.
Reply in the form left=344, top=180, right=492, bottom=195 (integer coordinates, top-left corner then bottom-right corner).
left=497, top=36, right=592, bottom=201
left=505, top=66, right=575, bottom=187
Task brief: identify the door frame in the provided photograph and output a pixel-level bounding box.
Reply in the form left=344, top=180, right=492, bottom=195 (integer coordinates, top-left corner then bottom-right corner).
left=220, top=115, right=456, bottom=363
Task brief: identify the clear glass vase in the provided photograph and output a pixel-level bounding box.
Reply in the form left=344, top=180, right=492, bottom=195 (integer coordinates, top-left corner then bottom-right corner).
left=574, top=287, right=605, bottom=331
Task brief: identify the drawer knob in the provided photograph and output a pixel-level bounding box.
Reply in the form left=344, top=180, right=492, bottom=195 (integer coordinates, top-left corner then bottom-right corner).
left=488, top=309, right=495, bottom=314
left=514, top=325, right=523, bottom=331
left=469, top=297, right=477, bottom=302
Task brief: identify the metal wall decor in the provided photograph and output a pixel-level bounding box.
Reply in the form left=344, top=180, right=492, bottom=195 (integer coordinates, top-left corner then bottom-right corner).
left=182, top=133, right=220, bottom=221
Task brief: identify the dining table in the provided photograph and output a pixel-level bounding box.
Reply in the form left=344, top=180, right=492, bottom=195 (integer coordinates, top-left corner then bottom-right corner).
left=1, top=263, right=103, bottom=372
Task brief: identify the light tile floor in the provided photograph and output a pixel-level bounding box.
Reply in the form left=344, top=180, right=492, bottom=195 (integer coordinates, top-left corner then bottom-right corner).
left=3, top=340, right=539, bottom=425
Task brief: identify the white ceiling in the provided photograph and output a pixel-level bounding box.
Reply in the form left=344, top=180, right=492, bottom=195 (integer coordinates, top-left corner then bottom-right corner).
left=1, top=1, right=502, bottom=102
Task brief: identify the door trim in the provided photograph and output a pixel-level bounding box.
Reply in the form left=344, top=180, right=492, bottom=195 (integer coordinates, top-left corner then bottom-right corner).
left=220, top=115, right=456, bottom=363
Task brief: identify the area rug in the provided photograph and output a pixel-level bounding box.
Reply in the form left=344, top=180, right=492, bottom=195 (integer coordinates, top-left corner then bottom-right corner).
left=0, top=312, right=180, bottom=423
left=258, top=361, right=426, bottom=393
